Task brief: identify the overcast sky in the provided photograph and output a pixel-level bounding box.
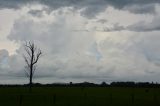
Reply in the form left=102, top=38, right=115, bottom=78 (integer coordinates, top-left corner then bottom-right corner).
left=1, top=0, right=160, bottom=84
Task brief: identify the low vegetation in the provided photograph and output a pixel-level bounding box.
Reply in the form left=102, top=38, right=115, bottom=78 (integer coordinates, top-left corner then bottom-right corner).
left=0, top=85, right=160, bottom=106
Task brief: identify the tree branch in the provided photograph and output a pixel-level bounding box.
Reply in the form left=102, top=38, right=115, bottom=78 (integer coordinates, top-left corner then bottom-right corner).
left=33, top=49, right=42, bottom=65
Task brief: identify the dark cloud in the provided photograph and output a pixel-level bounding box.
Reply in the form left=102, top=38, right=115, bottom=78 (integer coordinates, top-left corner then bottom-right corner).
left=103, top=23, right=125, bottom=32
left=99, top=17, right=160, bottom=32
left=123, top=4, right=156, bottom=14
left=95, top=23, right=125, bottom=32
left=28, top=10, right=44, bottom=17
left=127, top=20, right=160, bottom=32
left=0, top=0, right=160, bottom=18
left=0, top=0, right=32, bottom=9
left=96, top=19, right=108, bottom=24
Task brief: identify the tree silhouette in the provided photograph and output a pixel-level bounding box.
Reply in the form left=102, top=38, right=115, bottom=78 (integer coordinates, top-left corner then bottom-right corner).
left=23, top=41, right=42, bottom=92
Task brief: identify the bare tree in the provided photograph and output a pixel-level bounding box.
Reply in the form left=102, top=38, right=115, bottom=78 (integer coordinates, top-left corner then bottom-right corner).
left=23, top=41, right=42, bottom=92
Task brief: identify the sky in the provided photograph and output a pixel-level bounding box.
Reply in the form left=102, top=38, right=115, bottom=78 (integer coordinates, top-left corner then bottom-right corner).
left=1, top=0, right=160, bottom=84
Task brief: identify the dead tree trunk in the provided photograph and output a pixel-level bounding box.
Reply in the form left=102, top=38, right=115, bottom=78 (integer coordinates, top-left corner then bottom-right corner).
left=23, top=41, right=42, bottom=92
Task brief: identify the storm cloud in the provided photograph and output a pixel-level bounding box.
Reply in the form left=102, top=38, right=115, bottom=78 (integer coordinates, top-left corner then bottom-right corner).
left=0, top=0, right=160, bottom=18
left=0, top=1, right=160, bottom=84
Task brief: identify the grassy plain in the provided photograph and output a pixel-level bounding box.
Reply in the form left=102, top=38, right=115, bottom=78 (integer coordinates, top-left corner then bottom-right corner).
left=0, top=87, right=160, bottom=106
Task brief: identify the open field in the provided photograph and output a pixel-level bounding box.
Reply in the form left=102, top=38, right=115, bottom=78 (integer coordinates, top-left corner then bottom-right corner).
left=0, top=87, right=160, bottom=106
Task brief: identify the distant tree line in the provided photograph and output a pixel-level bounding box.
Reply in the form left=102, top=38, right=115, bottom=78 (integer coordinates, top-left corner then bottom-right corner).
left=110, top=82, right=159, bottom=87
left=0, top=81, right=159, bottom=88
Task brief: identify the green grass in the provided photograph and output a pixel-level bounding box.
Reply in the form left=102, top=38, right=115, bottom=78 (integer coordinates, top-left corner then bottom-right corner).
left=0, top=87, right=159, bottom=106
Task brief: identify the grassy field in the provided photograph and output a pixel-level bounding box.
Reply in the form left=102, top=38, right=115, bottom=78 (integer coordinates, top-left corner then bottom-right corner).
left=0, top=87, right=160, bottom=106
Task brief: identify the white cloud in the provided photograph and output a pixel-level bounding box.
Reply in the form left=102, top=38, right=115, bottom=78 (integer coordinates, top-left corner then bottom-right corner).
left=0, top=9, right=20, bottom=54
left=0, top=3, right=160, bottom=84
